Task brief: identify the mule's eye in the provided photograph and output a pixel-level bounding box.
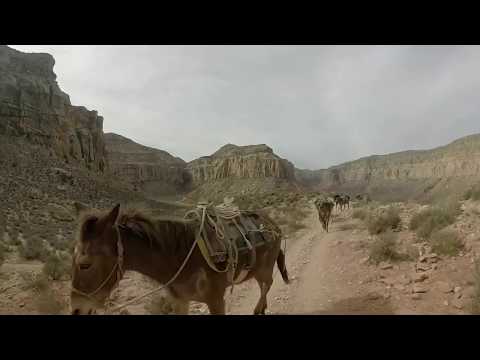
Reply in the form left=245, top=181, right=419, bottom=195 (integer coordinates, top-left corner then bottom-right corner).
left=79, top=263, right=92, bottom=270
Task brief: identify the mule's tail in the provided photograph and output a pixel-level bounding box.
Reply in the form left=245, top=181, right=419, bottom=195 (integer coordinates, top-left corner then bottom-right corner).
left=277, top=249, right=290, bottom=284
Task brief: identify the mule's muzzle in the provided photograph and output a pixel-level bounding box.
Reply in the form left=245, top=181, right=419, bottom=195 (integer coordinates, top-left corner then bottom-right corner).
left=71, top=308, right=97, bottom=315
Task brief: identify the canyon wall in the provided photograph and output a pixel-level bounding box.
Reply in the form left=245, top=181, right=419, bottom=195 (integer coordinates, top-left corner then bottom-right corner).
left=104, top=133, right=190, bottom=195
left=0, top=45, right=107, bottom=172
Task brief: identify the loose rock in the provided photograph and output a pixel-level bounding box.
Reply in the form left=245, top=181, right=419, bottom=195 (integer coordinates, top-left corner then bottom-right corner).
left=412, top=285, right=427, bottom=293
left=437, top=281, right=453, bottom=294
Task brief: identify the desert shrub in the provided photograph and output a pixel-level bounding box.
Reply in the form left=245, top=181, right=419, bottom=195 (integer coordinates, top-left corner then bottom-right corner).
left=464, top=184, right=480, bottom=201
left=21, top=272, right=49, bottom=292
left=471, top=260, right=480, bottom=315
left=147, top=294, right=175, bottom=315
left=352, top=209, right=368, bottom=221
left=7, top=229, right=21, bottom=246
left=19, top=237, right=50, bottom=261
left=285, top=219, right=307, bottom=233
left=368, top=231, right=408, bottom=264
left=404, top=244, right=420, bottom=261
left=43, top=252, right=71, bottom=280
left=429, top=229, right=464, bottom=256
left=410, top=206, right=459, bottom=239
left=274, top=205, right=309, bottom=235
left=367, top=207, right=401, bottom=235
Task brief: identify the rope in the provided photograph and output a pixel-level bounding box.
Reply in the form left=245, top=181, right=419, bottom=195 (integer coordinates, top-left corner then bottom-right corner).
left=106, top=202, right=242, bottom=313
left=184, top=201, right=248, bottom=294
left=71, top=226, right=125, bottom=306
left=106, top=227, right=200, bottom=314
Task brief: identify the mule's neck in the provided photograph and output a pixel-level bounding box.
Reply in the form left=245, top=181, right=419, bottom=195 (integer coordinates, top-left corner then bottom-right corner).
left=119, top=220, right=195, bottom=284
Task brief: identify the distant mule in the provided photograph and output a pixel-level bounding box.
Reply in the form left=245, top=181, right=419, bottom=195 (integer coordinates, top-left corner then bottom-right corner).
left=334, top=194, right=342, bottom=210
left=343, top=195, right=351, bottom=209
left=70, top=203, right=289, bottom=315
left=334, top=194, right=350, bottom=211
left=314, top=198, right=335, bottom=232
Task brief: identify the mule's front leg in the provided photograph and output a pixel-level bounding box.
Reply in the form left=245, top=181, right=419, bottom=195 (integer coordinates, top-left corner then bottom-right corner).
left=206, top=296, right=226, bottom=315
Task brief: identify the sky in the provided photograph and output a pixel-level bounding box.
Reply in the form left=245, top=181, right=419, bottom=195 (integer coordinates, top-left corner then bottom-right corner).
left=9, top=45, right=480, bottom=170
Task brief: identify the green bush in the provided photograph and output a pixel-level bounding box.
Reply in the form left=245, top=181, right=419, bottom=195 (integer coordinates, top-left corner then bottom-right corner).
left=410, top=206, right=459, bottom=239
left=430, top=229, right=464, bottom=256
left=367, top=207, right=401, bottom=235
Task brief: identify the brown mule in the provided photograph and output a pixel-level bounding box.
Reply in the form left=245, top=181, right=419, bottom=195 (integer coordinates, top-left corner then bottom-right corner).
left=314, top=198, right=334, bottom=232
left=70, top=203, right=289, bottom=315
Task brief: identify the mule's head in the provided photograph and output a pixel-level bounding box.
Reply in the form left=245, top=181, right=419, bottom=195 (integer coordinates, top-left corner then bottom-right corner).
left=70, top=203, right=122, bottom=315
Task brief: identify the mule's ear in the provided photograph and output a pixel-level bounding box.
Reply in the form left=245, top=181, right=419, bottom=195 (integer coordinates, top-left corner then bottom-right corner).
left=104, top=204, right=121, bottom=227
left=73, top=201, right=89, bottom=216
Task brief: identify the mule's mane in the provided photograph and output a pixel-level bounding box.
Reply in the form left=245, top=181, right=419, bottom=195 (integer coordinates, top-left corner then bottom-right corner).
left=117, top=208, right=197, bottom=255
left=76, top=207, right=198, bottom=255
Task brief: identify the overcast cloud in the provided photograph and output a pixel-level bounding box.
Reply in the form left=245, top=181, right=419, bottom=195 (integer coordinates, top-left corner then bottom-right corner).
left=9, top=45, right=480, bottom=169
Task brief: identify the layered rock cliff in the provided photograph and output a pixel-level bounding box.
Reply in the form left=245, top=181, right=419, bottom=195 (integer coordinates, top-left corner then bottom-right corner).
left=187, top=143, right=295, bottom=184
left=296, top=134, right=480, bottom=201
left=105, top=133, right=191, bottom=195
left=0, top=45, right=106, bottom=172
left=0, top=46, right=161, bottom=255
left=185, top=143, right=298, bottom=202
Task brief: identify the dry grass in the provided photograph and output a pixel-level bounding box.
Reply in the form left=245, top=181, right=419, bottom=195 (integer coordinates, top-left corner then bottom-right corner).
left=367, top=207, right=401, bottom=235
left=274, top=205, right=309, bottom=235
left=19, top=271, right=64, bottom=313
left=368, top=231, right=409, bottom=265
left=21, top=272, right=49, bottom=292
left=35, top=288, right=64, bottom=314
left=337, top=223, right=358, bottom=231
left=352, top=209, right=368, bottom=221
left=409, top=204, right=460, bottom=239
left=429, top=229, right=464, bottom=257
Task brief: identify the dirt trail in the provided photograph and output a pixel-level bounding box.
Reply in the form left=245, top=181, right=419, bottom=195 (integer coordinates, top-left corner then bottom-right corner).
left=224, top=207, right=394, bottom=315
